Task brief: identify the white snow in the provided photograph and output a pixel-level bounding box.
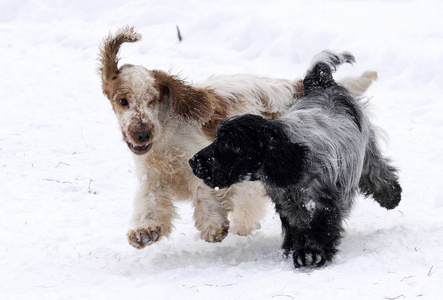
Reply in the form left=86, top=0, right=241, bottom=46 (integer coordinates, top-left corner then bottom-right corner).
left=1, top=0, right=443, bottom=299
left=305, top=199, right=316, bottom=213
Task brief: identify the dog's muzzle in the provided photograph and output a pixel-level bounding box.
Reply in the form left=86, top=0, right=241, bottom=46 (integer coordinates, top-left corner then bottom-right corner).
left=189, top=155, right=206, bottom=178
left=189, top=155, right=218, bottom=189
left=123, top=131, right=153, bottom=155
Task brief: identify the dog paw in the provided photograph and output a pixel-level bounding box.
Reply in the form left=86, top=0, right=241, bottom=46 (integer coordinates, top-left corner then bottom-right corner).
left=229, top=224, right=251, bottom=236
left=127, top=227, right=161, bottom=249
left=230, top=223, right=260, bottom=236
left=200, top=222, right=230, bottom=243
left=374, top=180, right=402, bottom=210
left=292, top=248, right=328, bottom=268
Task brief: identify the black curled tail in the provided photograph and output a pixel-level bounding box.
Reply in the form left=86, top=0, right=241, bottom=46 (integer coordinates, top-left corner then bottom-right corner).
left=303, top=50, right=355, bottom=95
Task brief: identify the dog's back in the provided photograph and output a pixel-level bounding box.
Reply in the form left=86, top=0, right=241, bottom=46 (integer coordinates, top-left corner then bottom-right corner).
left=279, top=52, right=369, bottom=204
left=198, top=74, right=300, bottom=119
left=284, top=51, right=365, bottom=135
left=302, top=52, right=401, bottom=211
left=279, top=51, right=401, bottom=210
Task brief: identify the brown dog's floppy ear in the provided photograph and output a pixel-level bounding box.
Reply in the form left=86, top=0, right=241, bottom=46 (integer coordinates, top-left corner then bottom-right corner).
left=152, top=70, right=213, bottom=125
left=97, top=26, right=141, bottom=94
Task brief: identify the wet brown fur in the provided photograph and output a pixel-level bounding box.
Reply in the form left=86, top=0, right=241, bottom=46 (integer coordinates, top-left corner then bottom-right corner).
left=98, top=26, right=142, bottom=97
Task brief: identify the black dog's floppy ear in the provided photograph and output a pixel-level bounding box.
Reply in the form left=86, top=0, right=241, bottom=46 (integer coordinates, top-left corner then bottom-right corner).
left=262, top=139, right=308, bottom=188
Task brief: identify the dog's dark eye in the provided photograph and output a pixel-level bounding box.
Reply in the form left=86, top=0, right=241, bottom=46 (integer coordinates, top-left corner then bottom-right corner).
left=119, top=98, right=129, bottom=107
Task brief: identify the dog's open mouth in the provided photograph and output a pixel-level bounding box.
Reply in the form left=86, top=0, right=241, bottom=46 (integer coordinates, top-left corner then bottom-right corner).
left=123, top=133, right=153, bottom=155
left=127, top=142, right=152, bottom=155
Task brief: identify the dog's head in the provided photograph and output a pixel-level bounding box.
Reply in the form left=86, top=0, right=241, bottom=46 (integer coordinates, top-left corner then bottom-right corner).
left=189, top=114, right=308, bottom=189
left=97, top=26, right=213, bottom=155
left=189, top=114, right=267, bottom=189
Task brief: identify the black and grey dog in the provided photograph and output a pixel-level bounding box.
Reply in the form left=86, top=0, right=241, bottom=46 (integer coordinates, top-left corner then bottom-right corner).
left=189, top=51, right=402, bottom=268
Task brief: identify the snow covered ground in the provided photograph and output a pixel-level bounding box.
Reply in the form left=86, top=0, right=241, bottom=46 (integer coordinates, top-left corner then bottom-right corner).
left=1, top=0, right=442, bottom=299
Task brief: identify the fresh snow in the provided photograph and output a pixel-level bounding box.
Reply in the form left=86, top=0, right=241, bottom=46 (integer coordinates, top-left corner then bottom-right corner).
left=1, top=0, right=442, bottom=299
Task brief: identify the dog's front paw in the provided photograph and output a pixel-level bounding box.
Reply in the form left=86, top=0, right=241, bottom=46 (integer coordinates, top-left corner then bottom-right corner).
left=292, top=248, right=329, bottom=268
left=230, top=225, right=253, bottom=236
left=200, top=221, right=230, bottom=243
left=230, top=222, right=261, bottom=236
left=127, top=227, right=161, bottom=249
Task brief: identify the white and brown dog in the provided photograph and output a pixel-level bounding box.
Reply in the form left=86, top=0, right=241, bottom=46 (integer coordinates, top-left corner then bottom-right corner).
left=97, top=26, right=377, bottom=249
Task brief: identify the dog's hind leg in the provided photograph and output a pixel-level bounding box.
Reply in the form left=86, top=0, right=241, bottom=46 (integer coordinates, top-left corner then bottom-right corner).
left=359, top=129, right=402, bottom=210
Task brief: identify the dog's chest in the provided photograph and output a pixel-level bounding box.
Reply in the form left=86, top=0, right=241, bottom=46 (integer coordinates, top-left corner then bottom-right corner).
left=138, top=147, right=194, bottom=200
left=265, top=185, right=320, bottom=225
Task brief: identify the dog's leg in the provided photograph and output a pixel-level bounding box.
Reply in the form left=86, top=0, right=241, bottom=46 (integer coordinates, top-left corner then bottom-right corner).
left=280, top=195, right=344, bottom=268
left=359, top=129, right=402, bottom=209
left=279, top=215, right=295, bottom=257
left=228, top=182, right=268, bottom=236
left=127, top=181, right=177, bottom=249
left=193, top=186, right=230, bottom=243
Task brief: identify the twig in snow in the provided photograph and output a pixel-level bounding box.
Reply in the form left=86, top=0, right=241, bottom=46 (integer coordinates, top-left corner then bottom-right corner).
left=183, top=285, right=199, bottom=292
left=88, top=179, right=96, bottom=194
left=427, top=265, right=434, bottom=277
left=203, top=283, right=237, bottom=287
left=401, top=276, right=413, bottom=282
left=55, top=162, right=69, bottom=168
left=272, top=295, right=294, bottom=299
left=385, top=295, right=405, bottom=300
left=176, top=25, right=182, bottom=42
left=43, top=178, right=72, bottom=184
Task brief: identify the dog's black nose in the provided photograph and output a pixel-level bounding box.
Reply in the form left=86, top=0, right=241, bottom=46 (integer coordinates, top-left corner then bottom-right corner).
left=134, top=130, right=151, bottom=143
